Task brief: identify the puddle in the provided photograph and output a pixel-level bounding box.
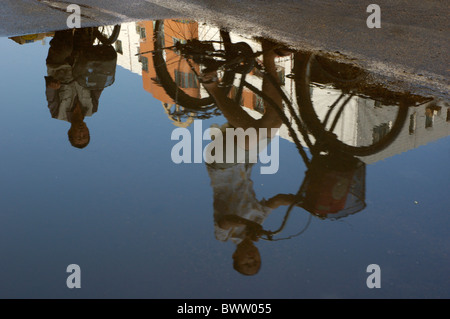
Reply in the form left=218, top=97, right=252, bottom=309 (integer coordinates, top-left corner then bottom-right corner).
left=0, top=19, right=449, bottom=299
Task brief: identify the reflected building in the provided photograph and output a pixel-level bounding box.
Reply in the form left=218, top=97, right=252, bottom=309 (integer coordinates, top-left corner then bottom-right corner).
left=138, top=20, right=201, bottom=103
left=279, top=91, right=449, bottom=163
left=114, top=22, right=142, bottom=76
left=111, top=19, right=449, bottom=163
left=115, top=20, right=203, bottom=127
left=360, top=100, right=449, bottom=163
left=114, top=19, right=294, bottom=127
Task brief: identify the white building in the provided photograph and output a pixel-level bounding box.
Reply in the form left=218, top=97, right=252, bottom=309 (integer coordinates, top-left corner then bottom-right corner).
left=114, top=22, right=142, bottom=75
left=114, top=20, right=450, bottom=164
left=360, top=99, right=449, bottom=164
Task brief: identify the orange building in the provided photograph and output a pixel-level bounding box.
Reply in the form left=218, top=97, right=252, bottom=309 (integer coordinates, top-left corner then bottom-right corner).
left=137, top=20, right=201, bottom=105
left=137, top=19, right=277, bottom=124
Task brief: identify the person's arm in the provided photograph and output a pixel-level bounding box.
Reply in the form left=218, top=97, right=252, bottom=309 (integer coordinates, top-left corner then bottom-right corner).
left=45, top=76, right=60, bottom=118
left=263, top=193, right=298, bottom=209
left=90, top=89, right=103, bottom=113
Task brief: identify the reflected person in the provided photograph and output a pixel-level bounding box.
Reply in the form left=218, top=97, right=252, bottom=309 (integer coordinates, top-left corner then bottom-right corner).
left=202, top=39, right=297, bottom=275
left=209, top=164, right=296, bottom=276
left=44, top=29, right=110, bottom=149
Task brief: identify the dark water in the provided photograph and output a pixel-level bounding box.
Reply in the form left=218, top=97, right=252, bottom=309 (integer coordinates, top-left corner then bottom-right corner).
left=0, top=20, right=448, bottom=299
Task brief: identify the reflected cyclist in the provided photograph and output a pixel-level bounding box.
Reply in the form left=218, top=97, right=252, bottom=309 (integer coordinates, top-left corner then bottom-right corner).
left=201, top=39, right=297, bottom=275
left=44, top=28, right=117, bottom=148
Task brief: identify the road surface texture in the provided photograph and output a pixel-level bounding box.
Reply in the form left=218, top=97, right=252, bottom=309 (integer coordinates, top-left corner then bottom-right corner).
left=1, top=0, right=448, bottom=99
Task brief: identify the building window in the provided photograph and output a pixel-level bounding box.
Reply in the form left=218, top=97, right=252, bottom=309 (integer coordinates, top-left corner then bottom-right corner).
left=372, top=123, right=390, bottom=143
left=115, top=40, right=123, bottom=54
left=409, top=112, right=416, bottom=135
left=277, top=66, right=285, bottom=85
left=254, top=94, right=265, bottom=114
left=425, top=107, right=433, bottom=128
left=425, top=105, right=442, bottom=128
left=174, top=70, right=198, bottom=88
left=141, top=56, right=148, bottom=72
left=139, top=27, right=146, bottom=39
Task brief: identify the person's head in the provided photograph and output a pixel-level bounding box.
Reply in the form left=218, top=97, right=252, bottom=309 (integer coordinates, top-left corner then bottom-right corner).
left=232, top=237, right=261, bottom=276
left=68, top=122, right=90, bottom=149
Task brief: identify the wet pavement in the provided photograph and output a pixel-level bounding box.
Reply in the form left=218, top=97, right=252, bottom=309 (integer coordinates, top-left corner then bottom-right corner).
left=0, top=2, right=449, bottom=301
left=2, top=0, right=449, bottom=98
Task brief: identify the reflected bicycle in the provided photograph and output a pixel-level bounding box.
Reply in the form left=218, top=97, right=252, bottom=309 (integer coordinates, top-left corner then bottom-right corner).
left=144, top=19, right=423, bottom=158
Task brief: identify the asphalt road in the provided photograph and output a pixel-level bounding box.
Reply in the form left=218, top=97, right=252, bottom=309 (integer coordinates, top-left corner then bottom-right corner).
left=1, top=0, right=449, bottom=98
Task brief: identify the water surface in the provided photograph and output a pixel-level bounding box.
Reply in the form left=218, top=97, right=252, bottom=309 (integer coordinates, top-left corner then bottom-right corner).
left=0, top=19, right=448, bottom=299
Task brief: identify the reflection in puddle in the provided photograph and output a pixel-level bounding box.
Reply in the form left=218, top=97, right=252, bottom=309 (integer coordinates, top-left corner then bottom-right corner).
left=12, top=20, right=447, bottom=157
left=44, top=28, right=119, bottom=148
left=3, top=18, right=450, bottom=293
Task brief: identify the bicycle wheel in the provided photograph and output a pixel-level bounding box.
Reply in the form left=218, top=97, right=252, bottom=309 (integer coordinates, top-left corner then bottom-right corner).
left=152, top=19, right=234, bottom=109
left=294, top=53, right=409, bottom=157
left=94, top=25, right=121, bottom=45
